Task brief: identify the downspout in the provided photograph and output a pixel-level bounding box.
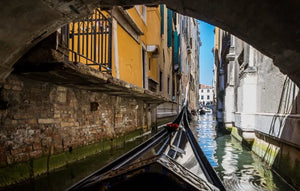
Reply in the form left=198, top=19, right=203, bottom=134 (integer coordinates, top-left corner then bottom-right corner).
left=112, top=17, right=119, bottom=79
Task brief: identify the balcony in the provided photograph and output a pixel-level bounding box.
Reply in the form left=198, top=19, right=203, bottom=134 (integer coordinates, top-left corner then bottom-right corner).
left=59, top=9, right=112, bottom=74
left=13, top=9, right=168, bottom=104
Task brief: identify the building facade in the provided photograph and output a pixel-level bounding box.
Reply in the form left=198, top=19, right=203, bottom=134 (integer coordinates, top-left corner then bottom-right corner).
left=177, top=15, right=201, bottom=111
left=199, top=84, right=214, bottom=106
left=157, top=9, right=201, bottom=117
left=214, top=27, right=300, bottom=189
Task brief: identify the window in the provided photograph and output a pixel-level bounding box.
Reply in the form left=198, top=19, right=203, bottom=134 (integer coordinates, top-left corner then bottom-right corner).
left=167, top=77, right=170, bottom=94
left=185, top=60, right=189, bottom=74
left=172, top=77, right=175, bottom=97
left=207, top=95, right=210, bottom=100
left=135, top=5, right=140, bottom=13
left=201, top=96, right=204, bottom=100
left=149, top=58, right=151, bottom=71
left=142, top=48, right=146, bottom=89
left=159, top=71, right=163, bottom=92
left=207, top=89, right=210, bottom=93
left=135, top=5, right=146, bottom=23
left=141, top=5, right=146, bottom=23
left=201, top=89, right=203, bottom=93
left=176, top=80, right=180, bottom=95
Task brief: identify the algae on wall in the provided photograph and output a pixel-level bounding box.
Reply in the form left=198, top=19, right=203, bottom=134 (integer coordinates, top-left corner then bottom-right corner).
left=252, top=136, right=300, bottom=189
left=252, top=138, right=279, bottom=166
left=0, top=128, right=145, bottom=187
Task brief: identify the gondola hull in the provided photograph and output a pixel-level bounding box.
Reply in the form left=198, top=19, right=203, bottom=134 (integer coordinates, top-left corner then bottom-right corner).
left=67, top=106, right=225, bottom=191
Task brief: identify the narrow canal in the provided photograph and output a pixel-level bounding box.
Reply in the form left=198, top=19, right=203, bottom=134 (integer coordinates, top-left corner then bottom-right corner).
left=195, top=113, right=293, bottom=191
left=5, top=115, right=294, bottom=191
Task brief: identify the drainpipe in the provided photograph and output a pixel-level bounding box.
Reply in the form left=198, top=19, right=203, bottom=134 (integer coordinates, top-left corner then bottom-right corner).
left=112, top=17, right=119, bottom=79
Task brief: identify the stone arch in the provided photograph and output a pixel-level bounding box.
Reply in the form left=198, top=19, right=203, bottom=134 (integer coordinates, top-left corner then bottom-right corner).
left=0, top=0, right=299, bottom=84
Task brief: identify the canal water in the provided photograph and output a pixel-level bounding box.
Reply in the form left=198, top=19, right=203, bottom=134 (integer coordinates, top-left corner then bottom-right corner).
left=4, top=134, right=151, bottom=191
left=195, top=113, right=293, bottom=191
left=4, top=115, right=294, bottom=191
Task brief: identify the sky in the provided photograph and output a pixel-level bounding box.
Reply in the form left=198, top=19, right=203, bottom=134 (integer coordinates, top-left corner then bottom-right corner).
left=198, top=20, right=215, bottom=86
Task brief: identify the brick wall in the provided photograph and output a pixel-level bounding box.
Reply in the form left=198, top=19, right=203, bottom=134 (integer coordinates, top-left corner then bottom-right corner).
left=0, top=75, right=146, bottom=166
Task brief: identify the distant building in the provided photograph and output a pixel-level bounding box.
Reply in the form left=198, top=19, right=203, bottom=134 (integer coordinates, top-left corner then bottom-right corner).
left=177, top=15, right=201, bottom=111
left=157, top=6, right=201, bottom=119
left=199, top=84, right=214, bottom=106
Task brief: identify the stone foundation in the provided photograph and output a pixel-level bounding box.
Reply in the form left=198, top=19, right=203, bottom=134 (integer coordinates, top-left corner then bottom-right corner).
left=0, top=74, right=162, bottom=186
left=252, top=133, right=300, bottom=189
left=0, top=128, right=147, bottom=187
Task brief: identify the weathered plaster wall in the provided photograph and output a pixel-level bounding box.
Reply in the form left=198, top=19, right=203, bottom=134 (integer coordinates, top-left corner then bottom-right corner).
left=256, top=52, right=287, bottom=113
left=157, top=5, right=173, bottom=100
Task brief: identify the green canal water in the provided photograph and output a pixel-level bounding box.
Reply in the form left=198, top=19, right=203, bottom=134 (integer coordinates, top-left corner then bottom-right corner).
left=196, top=114, right=294, bottom=191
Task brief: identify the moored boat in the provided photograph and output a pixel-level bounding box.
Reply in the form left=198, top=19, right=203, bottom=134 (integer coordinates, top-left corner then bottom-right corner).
left=199, top=109, right=206, bottom=115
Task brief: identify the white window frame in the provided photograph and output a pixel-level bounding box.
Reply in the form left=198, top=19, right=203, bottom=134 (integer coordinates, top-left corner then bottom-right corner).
left=141, top=5, right=147, bottom=23
left=135, top=5, right=140, bottom=13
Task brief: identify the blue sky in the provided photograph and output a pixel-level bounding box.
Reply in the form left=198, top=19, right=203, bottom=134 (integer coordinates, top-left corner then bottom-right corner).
left=198, top=20, right=215, bottom=86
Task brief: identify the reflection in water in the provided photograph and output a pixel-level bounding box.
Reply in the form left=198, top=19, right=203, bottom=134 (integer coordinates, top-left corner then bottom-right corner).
left=196, top=114, right=292, bottom=191
left=195, top=115, right=218, bottom=167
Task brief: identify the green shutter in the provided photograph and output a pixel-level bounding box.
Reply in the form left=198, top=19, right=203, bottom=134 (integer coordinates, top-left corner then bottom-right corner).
left=160, top=5, right=164, bottom=35
left=167, top=9, right=172, bottom=47
left=174, top=30, right=179, bottom=66
left=178, top=33, right=182, bottom=72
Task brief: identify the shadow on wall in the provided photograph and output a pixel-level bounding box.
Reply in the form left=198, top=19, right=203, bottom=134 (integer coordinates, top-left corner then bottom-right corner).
left=254, top=76, right=300, bottom=189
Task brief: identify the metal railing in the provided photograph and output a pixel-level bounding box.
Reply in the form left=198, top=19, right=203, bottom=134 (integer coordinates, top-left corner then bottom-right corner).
left=60, top=9, right=112, bottom=74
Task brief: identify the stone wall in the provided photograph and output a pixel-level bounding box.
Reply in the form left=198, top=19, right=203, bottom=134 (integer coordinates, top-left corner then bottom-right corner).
left=252, top=133, right=300, bottom=189
left=218, top=32, right=300, bottom=189
left=0, top=74, right=148, bottom=166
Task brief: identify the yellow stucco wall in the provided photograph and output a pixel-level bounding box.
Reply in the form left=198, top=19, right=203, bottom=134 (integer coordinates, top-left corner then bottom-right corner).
left=118, top=5, right=161, bottom=87
left=145, top=7, right=161, bottom=46
left=127, top=6, right=147, bottom=42
left=66, top=6, right=163, bottom=89
left=145, top=7, right=161, bottom=82
left=117, top=24, right=143, bottom=87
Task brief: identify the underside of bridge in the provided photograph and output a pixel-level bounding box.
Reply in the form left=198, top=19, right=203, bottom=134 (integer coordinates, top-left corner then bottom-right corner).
left=0, top=0, right=299, bottom=189
left=0, top=0, right=299, bottom=86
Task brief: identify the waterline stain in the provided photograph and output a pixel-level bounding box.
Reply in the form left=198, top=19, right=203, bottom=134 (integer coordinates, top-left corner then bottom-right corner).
left=2, top=130, right=150, bottom=191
